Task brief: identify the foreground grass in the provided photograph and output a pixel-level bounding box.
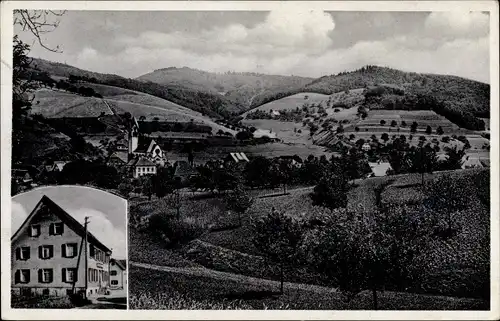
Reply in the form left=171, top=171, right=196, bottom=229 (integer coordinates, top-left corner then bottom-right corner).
left=129, top=266, right=487, bottom=310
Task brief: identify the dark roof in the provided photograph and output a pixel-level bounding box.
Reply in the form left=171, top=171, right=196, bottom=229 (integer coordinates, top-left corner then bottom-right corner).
left=11, top=195, right=112, bottom=253
left=135, top=157, right=156, bottom=167
left=135, top=136, right=154, bottom=153
left=174, top=161, right=198, bottom=177
left=111, top=258, right=127, bottom=271
left=108, top=151, right=128, bottom=164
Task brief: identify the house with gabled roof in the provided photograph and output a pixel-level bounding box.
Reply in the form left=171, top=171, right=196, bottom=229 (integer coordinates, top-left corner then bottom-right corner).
left=11, top=195, right=112, bottom=298
left=109, top=259, right=127, bottom=290
left=227, top=152, right=250, bottom=163
left=127, top=157, right=157, bottom=178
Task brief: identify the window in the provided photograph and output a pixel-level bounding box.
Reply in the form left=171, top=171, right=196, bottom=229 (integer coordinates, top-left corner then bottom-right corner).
left=62, top=243, right=77, bottom=258
left=110, top=270, right=117, bottom=276
left=49, top=222, right=64, bottom=235
left=39, top=245, right=53, bottom=259
left=16, top=247, right=30, bottom=260
left=15, top=269, right=30, bottom=284
left=62, top=268, right=77, bottom=283
left=66, top=289, right=74, bottom=296
left=42, top=289, right=50, bottom=296
left=38, top=269, right=53, bottom=283
left=29, top=224, right=41, bottom=237
left=111, top=280, right=118, bottom=285
left=89, top=245, right=95, bottom=258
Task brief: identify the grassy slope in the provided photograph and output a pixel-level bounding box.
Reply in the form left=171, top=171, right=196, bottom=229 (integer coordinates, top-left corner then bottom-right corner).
left=129, top=169, right=489, bottom=302
left=30, top=88, right=236, bottom=135
left=136, top=67, right=313, bottom=109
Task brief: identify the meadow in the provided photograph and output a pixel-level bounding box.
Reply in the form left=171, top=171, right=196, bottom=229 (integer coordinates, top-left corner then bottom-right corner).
left=129, top=169, right=489, bottom=303
left=31, top=89, right=112, bottom=118
left=128, top=265, right=487, bottom=310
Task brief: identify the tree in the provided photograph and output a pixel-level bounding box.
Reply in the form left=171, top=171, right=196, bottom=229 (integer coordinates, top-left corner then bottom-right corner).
left=311, top=170, right=349, bottom=210
left=390, top=120, right=397, bottom=127
left=224, top=185, right=254, bottom=227
left=14, top=10, right=66, bottom=52
left=381, top=133, right=390, bottom=143
left=436, top=126, right=444, bottom=135
left=425, top=125, right=432, bottom=135
left=409, top=145, right=437, bottom=186
left=252, top=209, right=303, bottom=294
left=236, top=130, right=252, bottom=140
left=401, top=121, right=407, bottom=127
left=336, top=124, right=344, bottom=134
left=380, top=120, right=386, bottom=126
left=355, top=126, right=360, bottom=132
left=410, top=122, right=418, bottom=133
left=441, top=146, right=466, bottom=170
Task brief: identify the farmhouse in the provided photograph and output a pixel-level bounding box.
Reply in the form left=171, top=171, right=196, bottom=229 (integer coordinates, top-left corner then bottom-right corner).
left=461, top=156, right=484, bottom=169
left=226, top=152, right=250, bottom=164
left=109, top=259, right=127, bottom=290
left=362, top=142, right=371, bottom=151
left=128, top=157, right=157, bottom=178
left=11, top=195, right=111, bottom=298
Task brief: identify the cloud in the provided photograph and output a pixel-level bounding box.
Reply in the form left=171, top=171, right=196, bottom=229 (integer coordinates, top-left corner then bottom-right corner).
left=11, top=201, right=29, bottom=232
left=425, top=11, right=489, bottom=38
left=70, top=208, right=127, bottom=259
left=59, top=10, right=489, bottom=83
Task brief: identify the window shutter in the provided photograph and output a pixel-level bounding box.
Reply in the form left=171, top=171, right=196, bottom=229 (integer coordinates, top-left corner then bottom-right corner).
left=38, top=246, right=43, bottom=259
left=62, top=268, right=66, bottom=282
left=49, top=224, right=54, bottom=235
left=61, top=244, right=66, bottom=258
left=15, top=248, right=20, bottom=260
left=60, top=224, right=64, bottom=234
left=26, top=248, right=30, bottom=260
left=38, top=269, right=43, bottom=283
left=26, top=270, right=30, bottom=283
left=49, top=270, right=53, bottom=283
left=14, top=270, right=20, bottom=284
left=49, top=246, right=54, bottom=258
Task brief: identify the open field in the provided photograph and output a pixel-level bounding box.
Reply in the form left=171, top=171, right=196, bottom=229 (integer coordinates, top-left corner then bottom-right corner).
left=129, top=265, right=487, bottom=310
left=242, top=92, right=330, bottom=116
left=31, top=89, right=112, bottom=118
left=30, top=88, right=235, bottom=135
left=352, top=110, right=472, bottom=134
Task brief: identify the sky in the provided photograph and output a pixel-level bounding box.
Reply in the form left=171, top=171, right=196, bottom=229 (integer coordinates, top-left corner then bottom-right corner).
left=11, top=186, right=127, bottom=259
left=16, top=10, right=490, bottom=83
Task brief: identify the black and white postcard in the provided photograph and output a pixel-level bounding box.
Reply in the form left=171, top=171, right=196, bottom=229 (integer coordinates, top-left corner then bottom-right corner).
left=1, top=1, right=498, bottom=320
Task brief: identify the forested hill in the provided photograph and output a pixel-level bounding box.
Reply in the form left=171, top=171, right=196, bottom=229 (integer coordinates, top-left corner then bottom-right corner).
left=28, top=58, right=244, bottom=119
left=302, top=66, right=490, bottom=118
left=136, top=67, right=313, bottom=109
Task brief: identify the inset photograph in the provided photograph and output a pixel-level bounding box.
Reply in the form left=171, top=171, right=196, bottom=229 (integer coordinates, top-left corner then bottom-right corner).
left=11, top=186, right=127, bottom=309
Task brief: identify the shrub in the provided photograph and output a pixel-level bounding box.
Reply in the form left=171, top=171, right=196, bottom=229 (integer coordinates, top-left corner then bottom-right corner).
left=148, top=214, right=206, bottom=247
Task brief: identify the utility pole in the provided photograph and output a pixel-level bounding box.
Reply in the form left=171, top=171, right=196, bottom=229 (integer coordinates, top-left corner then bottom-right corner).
left=84, top=216, right=89, bottom=300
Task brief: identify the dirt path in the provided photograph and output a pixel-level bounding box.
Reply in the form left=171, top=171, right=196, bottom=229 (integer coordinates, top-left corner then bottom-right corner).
left=130, top=261, right=339, bottom=294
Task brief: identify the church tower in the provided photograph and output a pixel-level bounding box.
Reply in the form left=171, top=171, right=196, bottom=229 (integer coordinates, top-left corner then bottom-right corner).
left=128, top=117, right=139, bottom=155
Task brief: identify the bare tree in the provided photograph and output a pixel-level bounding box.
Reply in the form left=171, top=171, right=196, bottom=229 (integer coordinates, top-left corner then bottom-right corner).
left=14, top=10, right=66, bottom=52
